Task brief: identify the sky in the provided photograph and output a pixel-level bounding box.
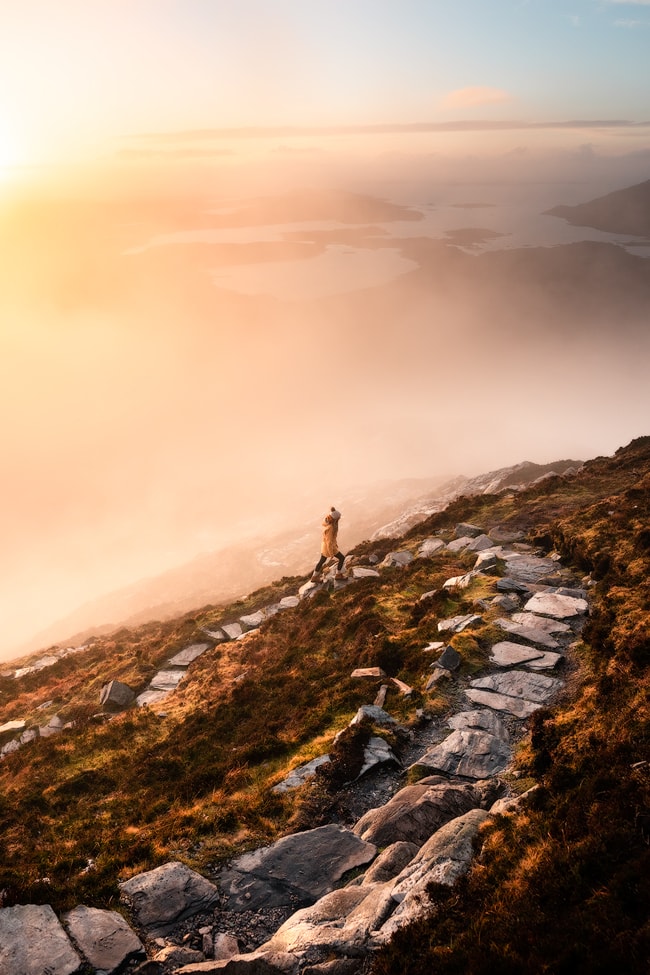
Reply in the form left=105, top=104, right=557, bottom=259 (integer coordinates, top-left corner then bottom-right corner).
left=0, top=0, right=649, bottom=661
left=1, top=0, right=650, bottom=168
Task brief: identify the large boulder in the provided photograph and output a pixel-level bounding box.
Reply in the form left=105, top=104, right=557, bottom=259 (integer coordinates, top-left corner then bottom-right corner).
left=120, top=861, right=220, bottom=935
left=353, top=777, right=488, bottom=848
left=99, top=679, right=136, bottom=712
left=219, top=825, right=376, bottom=912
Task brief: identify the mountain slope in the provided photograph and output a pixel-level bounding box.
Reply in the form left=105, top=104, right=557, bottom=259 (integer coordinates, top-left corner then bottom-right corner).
left=546, top=178, right=650, bottom=238
left=0, top=438, right=648, bottom=973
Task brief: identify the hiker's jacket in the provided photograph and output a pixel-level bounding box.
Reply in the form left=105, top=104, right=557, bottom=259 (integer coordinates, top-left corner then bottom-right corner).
left=321, top=515, right=339, bottom=557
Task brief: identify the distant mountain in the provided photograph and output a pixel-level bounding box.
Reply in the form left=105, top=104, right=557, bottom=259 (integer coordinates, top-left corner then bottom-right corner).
left=546, top=179, right=650, bottom=238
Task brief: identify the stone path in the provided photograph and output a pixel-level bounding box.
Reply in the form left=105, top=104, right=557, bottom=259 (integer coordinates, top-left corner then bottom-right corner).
left=0, top=522, right=590, bottom=974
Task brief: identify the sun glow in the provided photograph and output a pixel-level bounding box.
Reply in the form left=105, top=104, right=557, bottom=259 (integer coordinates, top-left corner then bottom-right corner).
left=0, top=119, right=21, bottom=175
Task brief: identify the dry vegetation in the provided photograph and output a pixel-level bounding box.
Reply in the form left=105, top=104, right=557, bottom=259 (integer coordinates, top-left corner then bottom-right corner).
left=1, top=437, right=648, bottom=974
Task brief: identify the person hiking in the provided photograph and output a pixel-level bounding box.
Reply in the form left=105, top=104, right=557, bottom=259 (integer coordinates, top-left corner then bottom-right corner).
left=311, top=507, right=346, bottom=582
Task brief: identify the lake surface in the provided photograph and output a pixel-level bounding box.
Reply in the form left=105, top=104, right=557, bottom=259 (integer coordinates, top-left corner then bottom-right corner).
left=129, top=182, right=650, bottom=300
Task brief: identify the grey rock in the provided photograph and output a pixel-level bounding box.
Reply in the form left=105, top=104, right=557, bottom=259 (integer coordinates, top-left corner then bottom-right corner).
left=222, top=622, right=244, bottom=640
left=154, top=944, right=205, bottom=967
left=167, top=643, right=211, bottom=667
left=353, top=778, right=484, bottom=847
left=418, top=538, right=445, bottom=558
left=443, top=572, right=475, bottom=591
left=64, top=905, right=144, bottom=973
left=466, top=534, right=494, bottom=552
left=149, top=669, right=186, bottom=692
left=0, top=719, right=26, bottom=735
left=464, top=688, right=542, bottom=718
left=219, top=825, right=376, bottom=912
left=502, top=553, right=562, bottom=583
left=510, top=612, right=571, bottom=634
left=490, top=786, right=539, bottom=815
left=495, top=618, right=560, bottom=649
left=0, top=903, right=82, bottom=975
left=413, top=728, right=511, bottom=779
left=240, top=612, right=266, bottom=630
left=496, top=577, right=530, bottom=594
left=381, top=551, right=414, bottom=568
left=40, top=715, right=66, bottom=738
left=272, top=755, right=331, bottom=793
left=278, top=596, right=300, bottom=609
left=436, top=646, right=461, bottom=671
left=376, top=809, right=490, bottom=940
left=174, top=950, right=299, bottom=973
left=361, top=842, right=419, bottom=884
left=446, top=536, right=474, bottom=553
left=455, top=523, right=483, bottom=538
left=201, top=628, right=227, bottom=642
left=470, top=671, right=563, bottom=704
left=474, top=551, right=498, bottom=572
left=488, top=528, right=525, bottom=543
left=489, top=642, right=546, bottom=667
left=526, top=651, right=564, bottom=670
left=491, top=593, right=520, bottom=611
left=425, top=669, right=452, bottom=690
left=349, top=705, right=398, bottom=728
left=448, top=708, right=509, bottom=740
left=438, top=614, right=483, bottom=634
left=100, top=680, right=136, bottom=712
left=351, top=667, right=386, bottom=679
left=523, top=592, right=589, bottom=619
left=136, top=689, right=170, bottom=709
left=120, top=861, right=220, bottom=935
left=358, top=737, right=400, bottom=778
left=213, top=933, right=241, bottom=961
left=350, top=567, right=381, bottom=579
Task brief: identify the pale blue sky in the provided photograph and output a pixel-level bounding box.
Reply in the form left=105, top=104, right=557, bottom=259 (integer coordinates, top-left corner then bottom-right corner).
left=1, top=0, right=649, bottom=165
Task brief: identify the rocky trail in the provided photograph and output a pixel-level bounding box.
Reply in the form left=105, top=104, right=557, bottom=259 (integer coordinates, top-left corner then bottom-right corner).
left=0, top=523, right=590, bottom=975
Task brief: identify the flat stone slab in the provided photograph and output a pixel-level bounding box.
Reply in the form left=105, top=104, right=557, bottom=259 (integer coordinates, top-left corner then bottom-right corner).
left=489, top=642, right=546, bottom=667
left=63, top=905, right=144, bottom=972
left=222, top=622, right=245, bottom=640
left=0, top=719, right=26, bottom=735
left=136, top=689, right=170, bottom=708
left=443, top=572, right=474, bottom=590
left=448, top=708, right=509, bottom=740
left=351, top=566, right=381, bottom=579
left=470, top=671, right=563, bottom=707
left=474, top=551, right=498, bottom=572
left=438, top=614, right=483, bottom=634
left=351, top=667, right=386, bottom=678
left=381, top=550, right=414, bottom=567
left=149, top=669, right=186, bottom=692
left=510, top=612, right=571, bottom=634
left=0, top=903, right=82, bottom=975
left=272, top=754, right=331, bottom=793
left=496, top=577, right=530, bottom=594
left=418, top=538, right=445, bottom=557
left=464, top=688, right=543, bottom=718
left=524, top=592, right=588, bottom=619
left=240, top=611, right=266, bottom=630
left=495, top=618, right=560, bottom=649
left=502, top=554, right=563, bottom=583
left=120, top=861, right=220, bottom=935
left=414, top=728, right=511, bottom=779
left=455, top=523, right=483, bottom=538
left=167, top=643, right=211, bottom=667
left=446, top=536, right=474, bottom=553
left=279, top=595, right=300, bottom=608
left=526, top=651, right=564, bottom=670
left=467, top=534, right=494, bottom=552
left=350, top=704, right=398, bottom=727
left=219, top=825, right=376, bottom=911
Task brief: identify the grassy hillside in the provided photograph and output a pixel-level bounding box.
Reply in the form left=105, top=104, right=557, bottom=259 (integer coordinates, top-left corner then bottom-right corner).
left=1, top=438, right=648, bottom=973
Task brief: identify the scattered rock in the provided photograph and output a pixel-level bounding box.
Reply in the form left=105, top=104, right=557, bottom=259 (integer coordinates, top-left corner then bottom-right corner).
left=167, top=643, right=211, bottom=667
left=100, top=679, right=136, bottom=712
left=272, top=755, right=332, bottom=793
left=381, top=551, right=414, bottom=568
left=489, top=642, right=546, bottom=667
left=436, top=646, right=461, bottom=672
left=413, top=728, right=511, bottom=779
left=455, top=523, right=483, bottom=538
left=438, top=614, right=483, bottom=634
left=350, top=567, right=381, bottom=579
left=523, top=592, right=589, bottom=619
left=443, top=572, right=475, bottom=591
left=120, top=861, right=220, bottom=936
left=64, top=905, right=144, bottom=972
left=0, top=903, right=82, bottom=975
left=495, top=618, right=560, bottom=649
left=351, top=667, right=386, bottom=679
left=418, top=538, right=445, bottom=557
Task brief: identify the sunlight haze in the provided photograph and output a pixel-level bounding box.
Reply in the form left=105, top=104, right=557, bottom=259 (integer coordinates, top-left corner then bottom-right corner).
left=0, top=0, right=649, bottom=660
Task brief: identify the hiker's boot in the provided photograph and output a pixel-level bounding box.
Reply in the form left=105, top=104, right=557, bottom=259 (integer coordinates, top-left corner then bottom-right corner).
left=311, top=571, right=323, bottom=583
left=335, top=571, right=346, bottom=581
